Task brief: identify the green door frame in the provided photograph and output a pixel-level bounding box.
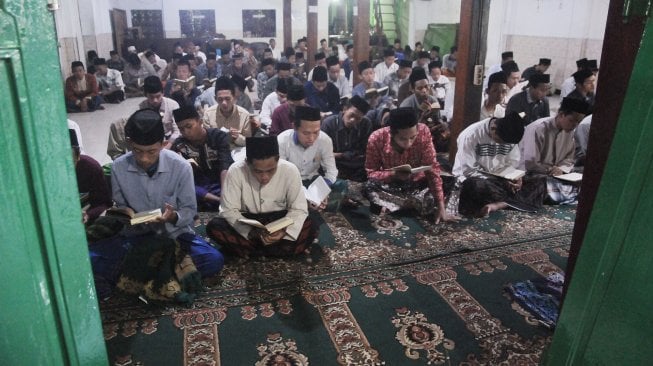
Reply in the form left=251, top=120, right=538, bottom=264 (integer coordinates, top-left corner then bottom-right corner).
left=545, top=14, right=653, bottom=365
left=0, top=2, right=107, bottom=365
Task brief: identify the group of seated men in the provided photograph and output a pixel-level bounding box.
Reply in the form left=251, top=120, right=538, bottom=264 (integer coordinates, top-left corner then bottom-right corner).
left=71, top=39, right=597, bottom=303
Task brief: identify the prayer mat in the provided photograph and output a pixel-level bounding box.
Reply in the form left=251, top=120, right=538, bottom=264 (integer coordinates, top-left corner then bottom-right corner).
left=101, top=198, right=575, bottom=365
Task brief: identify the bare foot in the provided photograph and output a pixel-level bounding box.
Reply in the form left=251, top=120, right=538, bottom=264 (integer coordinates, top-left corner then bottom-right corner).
left=478, top=202, right=508, bottom=217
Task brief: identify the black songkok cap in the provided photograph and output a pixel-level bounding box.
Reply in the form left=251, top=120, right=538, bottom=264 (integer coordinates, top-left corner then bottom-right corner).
left=246, top=137, right=279, bottom=161
left=501, top=51, right=514, bottom=59
left=501, top=60, right=520, bottom=73
left=428, top=61, right=442, bottom=71
left=418, top=51, right=430, bottom=59
left=232, top=53, right=243, bottom=59
left=295, top=52, right=304, bottom=59
left=69, top=129, right=79, bottom=147
left=587, top=59, right=598, bottom=71
left=125, top=109, right=165, bottom=146
left=539, top=58, right=551, bottom=66
left=572, top=69, right=594, bottom=84
left=358, top=61, right=372, bottom=73
left=409, top=67, right=428, bottom=85
left=214, top=76, right=235, bottom=93
left=383, top=48, right=395, bottom=57
left=173, top=105, right=199, bottom=123
left=276, top=78, right=289, bottom=93
left=230, top=74, right=247, bottom=91
left=207, top=52, right=217, bottom=60
left=431, top=46, right=440, bottom=52
left=528, top=73, right=550, bottom=86
left=576, top=58, right=588, bottom=68
left=295, top=105, right=321, bottom=122
left=312, top=66, right=328, bottom=82
left=488, top=72, right=508, bottom=86
left=93, top=58, right=107, bottom=66
left=388, top=107, right=418, bottom=130
left=495, top=112, right=525, bottom=143
left=287, top=84, right=305, bottom=101
left=326, top=56, right=339, bottom=67
left=314, top=52, right=326, bottom=61
left=349, top=95, right=370, bottom=114
left=277, top=62, right=292, bottom=71
left=143, top=75, right=163, bottom=94
left=71, top=61, right=84, bottom=69
left=560, top=97, right=590, bottom=115
left=398, top=59, right=413, bottom=68
left=261, top=58, right=275, bottom=67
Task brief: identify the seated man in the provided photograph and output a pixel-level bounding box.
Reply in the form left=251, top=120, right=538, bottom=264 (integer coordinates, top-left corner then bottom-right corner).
left=270, top=84, right=306, bottom=136
left=94, top=58, right=125, bottom=104
left=230, top=73, right=254, bottom=113
left=383, top=59, right=412, bottom=100
left=202, top=76, right=254, bottom=149
left=567, top=69, right=596, bottom=112
left=521, top=97, right=590, bottom=204
left=111, top=109, right=224, bottom=278
left=71, top=129, right=111, bottom=224
left=574, top=114, right=593, bottom=168
left=260, top=78, right=288, bottom=129
left=374, top=48, right=399, bottom=84
left=352, top=61, right=383, bottom=98
left=452, top=112, right=546, bottom=217
left=520, top=58, right=551, bottom=82
left=64, top=61, right=102, bottom=112
left=427, top=61, right=451, bottom=111
left=164, top=59, right=201, bottom=107
left=261, top=62, right=301, bottom=101
left=321, top=95, right=372, bottom=182
left=480, top=72, right=508, bottom=119
left=303, top=66, right=341, bottom=116
left=400, top=67, right=441, bottom=119
left=278, top=105, right=338, bottom=189
left=506, top=73, right=551, bottom=125
left=172, top=106, right=233, bottom=211
left=107, top=118, right=128, bottom=160
left=326, top=55, right=351, bottom=98
left=140, top=75, right=181, bottom=149
left=257, top=57, right=277, bottom=103
left=206, top=137, right=316, bottom=257
left=364, top=108, right=459, bottom=223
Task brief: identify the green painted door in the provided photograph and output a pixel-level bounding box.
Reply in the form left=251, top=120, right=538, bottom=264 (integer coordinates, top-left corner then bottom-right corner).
left=0, top=3, right=107, bottom=365
left=545, top=14, right=653, bottom=366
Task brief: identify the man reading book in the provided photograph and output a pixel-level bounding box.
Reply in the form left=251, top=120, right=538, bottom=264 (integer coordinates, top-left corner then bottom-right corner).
left=452, top=112, right=547, bottom=217
left=365, top=107, right=459, bottom=223
left=207, top=137, right=317, bottom=257
left=520, top=97, right=590, bottom=204
left=172, top=105, right=233, bottom=211
left=111, top=109, right=224, bottom=278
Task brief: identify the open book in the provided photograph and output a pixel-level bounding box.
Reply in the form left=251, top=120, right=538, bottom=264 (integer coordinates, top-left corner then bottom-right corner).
left=554, top=172, right=582, bottom=183
left=238, top=216, right=294, bottom=235
left=484, top=166, right=525, bottom=181
left=365, top=86, right=389, bottom=99
left=302, top=176, right=332, bottom=206
left=173, top=76, right=196, bottom=92
left=106, top=207, right=162, bottom=225
left=389, top=164, right=432, bottom=174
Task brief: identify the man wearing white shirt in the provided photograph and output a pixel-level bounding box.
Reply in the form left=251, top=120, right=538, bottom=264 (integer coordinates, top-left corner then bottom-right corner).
left=269, top=38, right=282, bottom=60
left=484, top=51, right=513, bottom=90
left=326, top=56, right=351, bottom=98
left=277, top=105, right=338, bottom=185
left=94, top=58, right=125, bottom=103
left=260, top=79, right=288, bottom=127
left=427, top=61, right=450, bottom=110
left=374, top=49, right=399, bottom=84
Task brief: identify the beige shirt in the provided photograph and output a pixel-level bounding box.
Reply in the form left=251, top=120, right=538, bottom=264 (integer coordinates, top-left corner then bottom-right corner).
left=202, top=104, right=252, bottom=148
left=520, top=116, right=575, bottom=174
left=219, top=159, right=308, bottom=240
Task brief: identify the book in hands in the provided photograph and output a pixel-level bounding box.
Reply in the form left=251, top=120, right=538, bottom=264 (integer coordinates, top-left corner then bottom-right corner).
left=106, top=207, right=162, bottom=225
left=302, top=176, right=332, bottom=206
left=554, top=172, right=582, bottom=183
left=173, top=76, right=196, bottom=91
left=484, top=166, right=525, bottom=181
left=238, top=217, right=294, bottom=235
left=389, top=164, right=433, bottom=174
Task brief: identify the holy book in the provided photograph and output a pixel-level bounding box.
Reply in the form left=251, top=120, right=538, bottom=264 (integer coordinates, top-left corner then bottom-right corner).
left=302, top=176, right=331, bottom=206
left=106, top=207, right=162, bottom=225
left=484, top=166, right=525, bottom=181
left=554, top=172, right=583, bottom=183
left=389, top=164, right=433, bottom=174
left=173, top=76, right=196, bottom=92
left=238, top=216, right=294, bottom=234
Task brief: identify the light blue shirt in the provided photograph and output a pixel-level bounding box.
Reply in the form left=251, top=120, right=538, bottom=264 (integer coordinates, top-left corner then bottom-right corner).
left=111, top=149, right=197, bottom=238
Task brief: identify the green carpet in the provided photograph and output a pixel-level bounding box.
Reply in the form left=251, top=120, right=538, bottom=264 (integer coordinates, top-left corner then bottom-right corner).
left=100, top=203, right=574, bottom=365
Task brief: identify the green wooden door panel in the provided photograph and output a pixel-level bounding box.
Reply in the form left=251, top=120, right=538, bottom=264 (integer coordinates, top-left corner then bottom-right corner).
left=545, top=15, right=653, bottom=366
left=0, top=2, right=107, bottom=365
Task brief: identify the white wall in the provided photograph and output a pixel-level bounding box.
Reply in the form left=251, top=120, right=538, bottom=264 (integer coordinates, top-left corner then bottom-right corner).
left=410, top=0, right=461, bottom=47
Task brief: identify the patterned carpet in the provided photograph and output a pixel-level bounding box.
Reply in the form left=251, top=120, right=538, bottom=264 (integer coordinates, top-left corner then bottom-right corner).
left=100, top=202, right=575, bottom=365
